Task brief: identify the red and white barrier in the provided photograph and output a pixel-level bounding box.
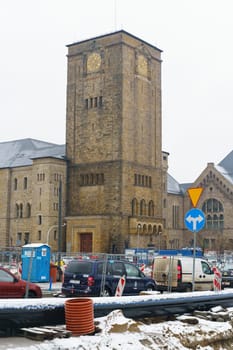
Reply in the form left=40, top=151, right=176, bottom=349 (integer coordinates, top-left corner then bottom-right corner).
left=17, top=262, right=22, bottom=279
left=115, top=275, right=126, bottom=296
left=140, top=264, right=145, bottom=273
left=213, top=266, right=222, bottom=291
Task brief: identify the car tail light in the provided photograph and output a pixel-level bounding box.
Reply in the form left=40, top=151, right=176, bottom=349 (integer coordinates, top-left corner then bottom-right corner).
left=177, top=261, right=182, bottom=282
left=87, top=276, right=95, bottom=286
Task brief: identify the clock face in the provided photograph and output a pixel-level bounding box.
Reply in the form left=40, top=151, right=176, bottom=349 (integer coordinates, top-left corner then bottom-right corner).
left=138, top=55, right=148, bottom=76
left=87, top=53, right=101, bottom=72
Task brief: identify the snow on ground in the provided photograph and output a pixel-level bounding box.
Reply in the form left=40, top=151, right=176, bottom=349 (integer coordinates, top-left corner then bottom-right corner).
left=2, top=290, right=233, bottom=349
left=1, top=308, right=233, bottom=349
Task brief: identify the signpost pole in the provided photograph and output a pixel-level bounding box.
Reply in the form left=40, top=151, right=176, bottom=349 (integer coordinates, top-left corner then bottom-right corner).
left=185, top=187, right=205, bottom=293
left=192, top=231, right=197, bottom=291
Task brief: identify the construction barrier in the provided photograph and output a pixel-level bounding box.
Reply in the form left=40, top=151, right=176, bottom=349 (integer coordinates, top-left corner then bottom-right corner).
left=115, top=275, right=126, bottom=296
left=213, top=266, right=222, bottom=291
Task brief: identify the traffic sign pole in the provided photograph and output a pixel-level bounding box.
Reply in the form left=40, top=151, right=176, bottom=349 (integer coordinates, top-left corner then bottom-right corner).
left=192, top=231, right=197, bottom=291
left=184, top=202, right=205, bottom=292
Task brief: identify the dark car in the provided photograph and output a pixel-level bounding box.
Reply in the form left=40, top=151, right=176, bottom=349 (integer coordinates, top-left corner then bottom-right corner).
left=0, top=266, right=42, bottom=298
left=62, top=259, right=156, bottom=297
left=221, top=264, right=233, bottom=288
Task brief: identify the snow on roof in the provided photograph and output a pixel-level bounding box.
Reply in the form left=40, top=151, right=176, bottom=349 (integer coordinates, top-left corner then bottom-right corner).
left=167, top=173, right=185, bottom=195
left=215, top=164, right=233, bottom=185
left=22, top=243, right=50, bottom=248
left=0, top=138, right=66, bottom=169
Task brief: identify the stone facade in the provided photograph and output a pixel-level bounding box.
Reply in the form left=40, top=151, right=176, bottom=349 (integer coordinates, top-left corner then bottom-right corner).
left=65, top=30, right=165, bottom=254
left=0, top=140, right=67, bottom=251
left=164, top=158, right=233, bottom=254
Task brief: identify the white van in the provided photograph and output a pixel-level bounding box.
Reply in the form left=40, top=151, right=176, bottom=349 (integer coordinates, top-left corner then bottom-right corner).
left=152, top=255, right=215, bottom=292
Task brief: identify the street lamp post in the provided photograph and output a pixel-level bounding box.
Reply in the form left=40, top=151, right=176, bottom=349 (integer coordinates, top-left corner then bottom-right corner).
left=158, top=231, right=162, bottom=252
left=46, top=223, right=66, bottom=245
left=46, top=225, right=58, bottom=245
left=137, top=223, right=141, bottom=252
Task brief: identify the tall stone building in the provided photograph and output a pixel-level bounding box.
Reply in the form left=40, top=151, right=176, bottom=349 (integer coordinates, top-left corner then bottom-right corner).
left=1, top=30, right=233, bottom=257
left=0, top=139, right=67, bottom=251
left=65, top=30, right=165, bottom=254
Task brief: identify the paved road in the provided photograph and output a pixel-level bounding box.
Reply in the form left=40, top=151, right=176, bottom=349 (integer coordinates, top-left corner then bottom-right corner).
left=37, top=281, right=62, bottom=297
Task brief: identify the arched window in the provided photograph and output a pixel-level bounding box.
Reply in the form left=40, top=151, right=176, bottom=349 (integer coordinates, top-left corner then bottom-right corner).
left=202, top=198, right=224, bottom=229
left=26, top=203, right=31, bottom=217
left=38, top=215, right=42, bottom=225
left=19, top=203, right=23, bottom=218
left=219, top=214, right=224, bottom=229
left=148, top=200, right=154, bottom=217
left=140, top=199, right=146, bottom=216
left=132, top=198, right=138, bottom=216
left=16, top=204, right=19, bottom=218
left=148, top=224, right=153, bottom=234
left=206, top=214, right=212, bottom=229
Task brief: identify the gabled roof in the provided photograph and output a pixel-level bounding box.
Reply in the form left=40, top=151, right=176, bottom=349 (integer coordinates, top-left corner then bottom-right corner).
left=167, top=149, right=233, bottom=197
left=167, top=173, right=186, bottom=195
left=216, top=151, right=233, bottom=184
left=0, top=138, right=66, bottom=169
left=218, top=150, right=233, bottom=173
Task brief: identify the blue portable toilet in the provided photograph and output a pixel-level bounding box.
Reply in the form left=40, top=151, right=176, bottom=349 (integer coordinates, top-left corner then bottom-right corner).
left=21, top=243, right=51, bottom=282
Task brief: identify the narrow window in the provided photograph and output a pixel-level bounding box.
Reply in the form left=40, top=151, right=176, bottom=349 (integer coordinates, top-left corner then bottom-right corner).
left=38, top=215, right=42, bottom=225
left=85, top=98, right=88, bottom=109
left=24, top=177, right=28, bottom=190
left=38, top=230, right=42, bottom=240
left=16, top=204, right=19, bottom=218
left=149, top=177, right=152, bottom=187
left=19, top=203, right=23, bottom=218
left=14, top=178, right=18, bottom=190
left=17, top=232, right=22, bottom=246
left=26, top=203, right=31, bottom=217
left=24, top=232, right=30, bottom=245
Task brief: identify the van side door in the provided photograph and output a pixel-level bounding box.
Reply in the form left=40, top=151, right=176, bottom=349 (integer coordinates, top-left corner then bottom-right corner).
left=195, top=260, right=214, bottom=291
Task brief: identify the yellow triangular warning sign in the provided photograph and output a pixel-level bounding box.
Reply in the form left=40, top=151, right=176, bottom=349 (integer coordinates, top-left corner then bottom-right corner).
left=187, top=187, right=203, bottom=207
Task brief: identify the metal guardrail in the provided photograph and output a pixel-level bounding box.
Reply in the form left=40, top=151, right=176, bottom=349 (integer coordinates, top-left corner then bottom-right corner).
left=1, top=290, right=233, bottom=335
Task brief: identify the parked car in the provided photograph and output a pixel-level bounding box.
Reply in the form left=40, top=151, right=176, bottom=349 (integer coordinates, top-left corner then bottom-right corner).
left=152, top=256, right=215, bottom=292
left=221, top=264, right=233, bottom=288
left=62, top=259, right=156, bottom=297
left=0, top=266, right=42, bottom=298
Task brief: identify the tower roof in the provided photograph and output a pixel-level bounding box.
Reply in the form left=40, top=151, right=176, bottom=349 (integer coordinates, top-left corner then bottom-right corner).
left=67, top=29, right=162, bottom=53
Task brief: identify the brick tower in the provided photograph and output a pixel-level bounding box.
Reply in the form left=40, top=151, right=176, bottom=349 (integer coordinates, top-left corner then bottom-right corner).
left=65, top=30, right=164, bottom=254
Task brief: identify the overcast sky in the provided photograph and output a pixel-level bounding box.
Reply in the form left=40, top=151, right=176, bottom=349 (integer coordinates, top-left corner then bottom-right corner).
left=1, top=0, right=232, bottom=183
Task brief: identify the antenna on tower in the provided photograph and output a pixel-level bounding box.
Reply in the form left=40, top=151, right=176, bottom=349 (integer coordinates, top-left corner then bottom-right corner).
left=114, top=0, right=117, bottom=31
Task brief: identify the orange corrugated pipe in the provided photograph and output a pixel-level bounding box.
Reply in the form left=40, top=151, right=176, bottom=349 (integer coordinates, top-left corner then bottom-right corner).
left=65, top=298, right=95, bottom=335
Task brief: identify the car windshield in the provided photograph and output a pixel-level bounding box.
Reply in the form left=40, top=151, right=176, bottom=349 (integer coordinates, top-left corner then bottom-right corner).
left=65, top=261, right=92, bottom=274
left=223, top=264, right=233, bottom=271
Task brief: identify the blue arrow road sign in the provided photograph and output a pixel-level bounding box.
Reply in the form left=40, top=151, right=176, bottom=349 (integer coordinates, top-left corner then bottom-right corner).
left=184, top=208, right=206, bottom=232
